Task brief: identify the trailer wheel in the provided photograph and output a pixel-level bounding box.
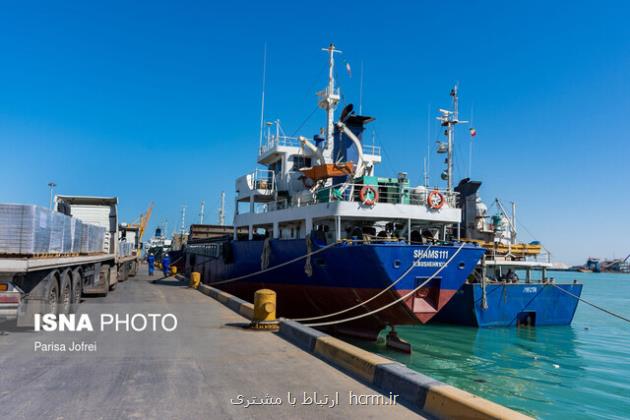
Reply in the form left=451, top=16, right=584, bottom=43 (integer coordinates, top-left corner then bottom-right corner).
left=118, top=263, right=129, bottom=282
left=129, top=261, right=138, bottom=277
left=70, top=268, right=82, bottom=313
left=44, top=274, right=60, bottom=315
left=107, top=265, right=117, bottom=291
left=97, top=266, right=110, bottom=297
left=58, top=270, right=72, bottom=315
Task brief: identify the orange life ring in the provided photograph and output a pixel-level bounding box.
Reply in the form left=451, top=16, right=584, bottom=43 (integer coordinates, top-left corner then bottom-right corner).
left=359, top=185, right=379, bottom=206
left=427, top=190, right=445, bottom=209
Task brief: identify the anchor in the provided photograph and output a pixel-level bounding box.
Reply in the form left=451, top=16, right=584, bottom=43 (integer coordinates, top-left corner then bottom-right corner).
left=386, top=325, right=412, bottom=354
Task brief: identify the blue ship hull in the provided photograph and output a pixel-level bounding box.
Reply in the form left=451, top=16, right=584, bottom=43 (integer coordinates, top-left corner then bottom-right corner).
left=432, top=282, right=583, bottom=327
left=186, top=238, right=485, bottom=334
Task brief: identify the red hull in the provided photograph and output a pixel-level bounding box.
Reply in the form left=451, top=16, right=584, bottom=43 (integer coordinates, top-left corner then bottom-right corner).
left=221, top=282, right=456, bottom=336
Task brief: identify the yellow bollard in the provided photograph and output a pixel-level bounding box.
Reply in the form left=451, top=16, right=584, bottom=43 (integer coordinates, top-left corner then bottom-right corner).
left=251, top=289, right=278, bottom=330
left=170, top=266, right=178, bottom=275
left=190, top=272, right=201, bottom=289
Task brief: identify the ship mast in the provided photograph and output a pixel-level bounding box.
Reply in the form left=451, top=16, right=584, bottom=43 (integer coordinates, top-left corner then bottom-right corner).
left=319, top=43, right=341, bottom=163
left=437, top=85, right=467, bottom=192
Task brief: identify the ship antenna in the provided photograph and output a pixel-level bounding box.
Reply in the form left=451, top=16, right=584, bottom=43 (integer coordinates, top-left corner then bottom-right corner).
left=437, top=84, right=467, bottom=192
left=319, top=43, right=342, bottom=163
left=258, top=43, right=268, bottom=155
left=426, top=104, right=431, bottom=187
left=180, top=205, right=187, bottom=235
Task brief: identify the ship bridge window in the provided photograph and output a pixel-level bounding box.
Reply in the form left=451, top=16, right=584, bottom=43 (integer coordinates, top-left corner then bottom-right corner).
left=290, top=156, right=311, bottom=171
left=269, top=160, right=282, bottom=177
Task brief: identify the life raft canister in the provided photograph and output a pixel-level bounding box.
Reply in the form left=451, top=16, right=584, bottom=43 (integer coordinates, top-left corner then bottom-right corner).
left=427, top=189, right=445, bottom=209
left=359, top=185, right=379, bottom=206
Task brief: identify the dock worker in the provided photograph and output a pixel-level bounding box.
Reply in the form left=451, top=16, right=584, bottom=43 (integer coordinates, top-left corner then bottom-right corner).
left=162, top=254, right=171, bottom=277
left=147, top=253, right=155, bottom=276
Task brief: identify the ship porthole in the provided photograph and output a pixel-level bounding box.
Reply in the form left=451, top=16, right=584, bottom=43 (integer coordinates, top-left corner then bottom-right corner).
left=393, top=259, right=401, bottom=269
left=458, top=262, right=466, bottom=270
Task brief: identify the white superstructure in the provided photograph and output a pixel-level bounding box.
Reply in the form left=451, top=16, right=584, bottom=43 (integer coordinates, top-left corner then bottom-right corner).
left=234, top=44, right=462, bottom=244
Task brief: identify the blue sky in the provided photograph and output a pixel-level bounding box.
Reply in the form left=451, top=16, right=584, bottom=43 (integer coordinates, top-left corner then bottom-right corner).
left=1, top=1, right=628, bottom=264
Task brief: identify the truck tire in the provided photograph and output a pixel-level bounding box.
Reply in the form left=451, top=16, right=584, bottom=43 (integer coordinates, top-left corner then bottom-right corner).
left=129, top=261, right=138, bottom=277
left=109, top=265, right=118, bottom=291
left=97, top=266, right=110, bottom=297
left=70, top=268, right=82, bottom=313
left=119, top=262, right=129, bottom=282
left=44, top=273, right=60, bottom=315
left=58, top=270, right=72, bottom=315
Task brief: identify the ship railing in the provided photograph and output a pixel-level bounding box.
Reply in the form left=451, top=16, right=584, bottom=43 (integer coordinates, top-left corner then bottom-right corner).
left=313, top=183, right=458, bottom=208
left=252, top=169, right=275, bottom=191
left=262, top=183, right=458, bottom=213
left=362, top=144, right=381, bottom=156
left=259, top=134, right=301, bottom=156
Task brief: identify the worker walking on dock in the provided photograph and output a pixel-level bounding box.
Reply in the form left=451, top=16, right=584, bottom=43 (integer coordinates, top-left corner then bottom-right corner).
left=161, top=254, right=170, bottom=277
left=147, top=253, right=155, bottom=276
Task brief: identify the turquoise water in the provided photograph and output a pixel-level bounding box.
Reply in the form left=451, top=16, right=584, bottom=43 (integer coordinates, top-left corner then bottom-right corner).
left=349, top=272, right=630, bottom=419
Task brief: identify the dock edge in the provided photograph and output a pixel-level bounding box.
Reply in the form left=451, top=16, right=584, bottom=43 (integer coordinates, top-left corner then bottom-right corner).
left=195, top=281, right=532, bottom=420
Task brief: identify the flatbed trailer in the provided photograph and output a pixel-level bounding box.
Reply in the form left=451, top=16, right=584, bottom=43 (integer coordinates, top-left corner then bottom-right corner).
left=0, top=196, right=139, bottom=325
left=0, top=253, right=122, bottom=325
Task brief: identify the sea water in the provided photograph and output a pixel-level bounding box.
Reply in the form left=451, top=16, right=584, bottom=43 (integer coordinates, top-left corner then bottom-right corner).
left=349, top=272, right=630, bottom=418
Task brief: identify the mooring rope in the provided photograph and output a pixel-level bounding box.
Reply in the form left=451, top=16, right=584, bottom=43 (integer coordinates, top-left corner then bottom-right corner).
left=302, top=242, right=466, bottom=327
left=550, top=283, right=630, bottom=324
left=293, top=244, right=435, bottom=322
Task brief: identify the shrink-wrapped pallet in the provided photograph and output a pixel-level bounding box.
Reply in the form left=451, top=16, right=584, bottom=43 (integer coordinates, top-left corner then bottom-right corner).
left=60, top=214, right=72, bottom=254
left=71, top=219, right=83, bottom=253
left=48, top=211, right=65, bottom=253
left=0, top=204, right=51, bottom=254
left=89, top=225, right=106, bottom=253
left=80, top=224, right=93, bottom=253
left=119, top=241, right=133, bottom=257
left=0, top=204, right=106, bottom=255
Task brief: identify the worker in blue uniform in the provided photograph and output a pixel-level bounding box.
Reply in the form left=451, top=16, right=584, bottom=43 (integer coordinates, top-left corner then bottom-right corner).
left=162, top=254, right=171, bottom=277
left=147, top=253, right=155, bottom=276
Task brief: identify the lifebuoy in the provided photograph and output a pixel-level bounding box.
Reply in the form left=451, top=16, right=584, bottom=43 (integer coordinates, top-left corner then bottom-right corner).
left=427, top=190, right=445, bottom=209
left=359, top=185, right=379, bottom=206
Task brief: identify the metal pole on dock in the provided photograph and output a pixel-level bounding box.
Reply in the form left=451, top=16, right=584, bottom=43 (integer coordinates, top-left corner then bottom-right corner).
left=199, top=200, right=205, bottom=224
left=48, top=181, right=56, bottom=210
left=218, top=192, right=225, bottom=226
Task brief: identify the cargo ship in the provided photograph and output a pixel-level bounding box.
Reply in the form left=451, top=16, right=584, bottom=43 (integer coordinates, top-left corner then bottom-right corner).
left=432, top=179, right=583, bottom=327
left=184, top=44, right=484, bottom=339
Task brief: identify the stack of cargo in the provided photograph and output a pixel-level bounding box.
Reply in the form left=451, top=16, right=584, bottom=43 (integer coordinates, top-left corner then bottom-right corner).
left=0, top=205, right=51, bottom=254
left=0, top=204, right=105, bottom=256
left=70, top=218, right=83, bottom=253
left=47, top=211, right=62, bottom=253
left=118, top=241, right=134, bottom=257
left=60, top=213, right=73, bottom=254
left=80, top=223, right=106, bottom=254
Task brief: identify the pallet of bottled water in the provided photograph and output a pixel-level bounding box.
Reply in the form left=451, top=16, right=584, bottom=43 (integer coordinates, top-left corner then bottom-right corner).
left=0, top=204, right=105, bottom=256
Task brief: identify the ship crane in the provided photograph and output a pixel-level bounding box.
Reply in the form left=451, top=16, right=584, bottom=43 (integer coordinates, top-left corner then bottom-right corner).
left=137, top=202, right=154, bottom=254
